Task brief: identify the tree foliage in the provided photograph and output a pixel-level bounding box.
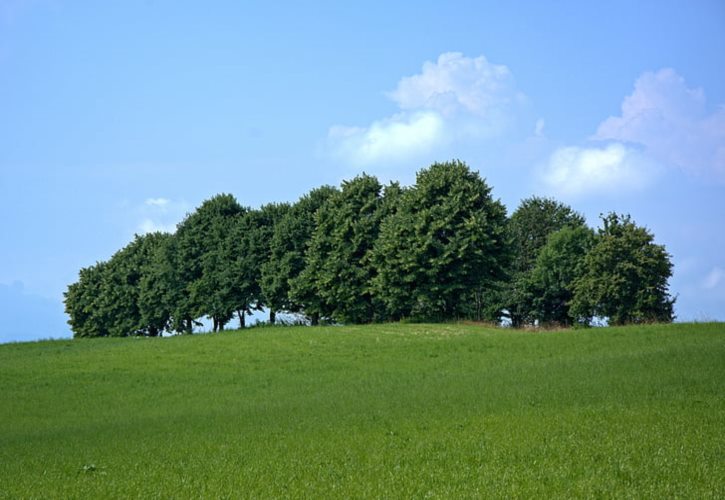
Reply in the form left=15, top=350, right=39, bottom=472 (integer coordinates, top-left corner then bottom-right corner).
left=65, top=261, right=110, bottom=338
left=65, top=163, right=676, bottom=337
left=174, top=194, right=246, bottom=332
left=260, top=186, right=338, bottom=319
left=373, top=160, right=508, bottom=321
left=501, top=196, right=586, bottom=326
left=571, top=213, right=675, bottom=325
left=291, top=174, right=385, bottom=324
left=230, top=202, right=290, bottom=325
left=138, top=232, right=177, bottom=334
left=524, top=225, right=595, bottom=326
left=65, top=232, right=170, bottom=337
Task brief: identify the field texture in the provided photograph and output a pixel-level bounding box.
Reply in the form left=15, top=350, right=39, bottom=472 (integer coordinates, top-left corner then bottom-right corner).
left=0, top=323, right=723, bottom=498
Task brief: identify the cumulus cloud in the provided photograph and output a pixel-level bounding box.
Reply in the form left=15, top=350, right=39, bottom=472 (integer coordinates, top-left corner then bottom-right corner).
left=540, top=143, right=655, bottom=197
left=329, top=111, right=446, bottom=167
left=594, top=68, right=725, bottom=182
left=537, top=67, right=725, bottom=196
left=387, top=52, right=521, bottom=116
left=327, top=52, right=525, bottom=167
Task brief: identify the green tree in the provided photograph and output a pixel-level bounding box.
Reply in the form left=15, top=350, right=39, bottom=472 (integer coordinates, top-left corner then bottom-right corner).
left=227, top=202, right=290, bottom=326
left=100, top=232, right=172, bottom=336
left=260, top=186, right=338, bottom=320
left=502, top=196, right=586, bottom=326
left=373, top=160, right=508, bottom=321
left=64, top=261, right=110, bottom=338
left=292, top=174, right=385, bottom=324
left=571, top=213, right=675, bottom=325
left=65, top=232, right=171, bottom=338
left=138, top=232, right=177, bottom=335
left=174, top=194, right=245, bottom=332
left=524, top=225, right=595, bottom=326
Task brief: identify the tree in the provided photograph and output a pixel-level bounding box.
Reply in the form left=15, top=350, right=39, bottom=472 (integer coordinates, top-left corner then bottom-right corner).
left=501, top=196, right=586, bottom=326
left=227, top=202, right=290, bottom=326
left=174, top=194, right=245, bottom=332
left=99, top=232, right=171, bottom=336
left=523, top=225, right=595, bottom=326
left=65, top=261, right=110, bottom=338
left=65, top=232, right=172, bottom=338
left=191, top=212, right=245, bottom=332
left=291, top=174, right=386, bottom=324
left=260, top=186, right=338, bottom=320
left=571, top=213, right=675, bottom=325
left=138, top=232, right=177, bottom=335
left=372, top=160, right=508, bottom=321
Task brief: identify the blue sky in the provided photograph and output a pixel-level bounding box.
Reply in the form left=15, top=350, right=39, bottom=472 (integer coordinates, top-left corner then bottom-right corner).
left=1, top=0, right=724, bottom=342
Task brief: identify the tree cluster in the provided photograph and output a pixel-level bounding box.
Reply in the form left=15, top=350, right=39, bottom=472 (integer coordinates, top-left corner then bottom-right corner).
left=64, top=160, right=675, bottom=337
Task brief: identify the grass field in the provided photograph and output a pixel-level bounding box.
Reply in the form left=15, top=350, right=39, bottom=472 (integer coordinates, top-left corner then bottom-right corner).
left=0, top=323, right=723, bottom=498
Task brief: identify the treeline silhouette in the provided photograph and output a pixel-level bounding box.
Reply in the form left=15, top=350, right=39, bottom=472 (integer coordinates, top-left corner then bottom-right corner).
left=64, top=161, right=675, bottom=337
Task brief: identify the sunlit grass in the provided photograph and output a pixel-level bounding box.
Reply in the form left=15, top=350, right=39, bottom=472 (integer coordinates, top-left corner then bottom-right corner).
left=0, top=323, right=723, bottom=497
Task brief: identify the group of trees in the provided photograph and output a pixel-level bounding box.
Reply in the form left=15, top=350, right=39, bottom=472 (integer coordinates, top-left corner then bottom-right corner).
left=64, top=160, right=675, bottom=338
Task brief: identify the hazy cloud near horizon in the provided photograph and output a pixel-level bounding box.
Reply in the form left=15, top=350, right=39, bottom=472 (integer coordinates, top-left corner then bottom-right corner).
left=0, top=282, right=70, bottom=343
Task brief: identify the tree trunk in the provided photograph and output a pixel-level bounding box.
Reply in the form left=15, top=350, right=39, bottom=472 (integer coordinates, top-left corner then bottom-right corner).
left=269, top=309, right=276, bottom=325
left=212, top=317, right=219, bottom=332
left=237, top=310, right=246, bottom=328
left=310, top=312, right=319, bottom=326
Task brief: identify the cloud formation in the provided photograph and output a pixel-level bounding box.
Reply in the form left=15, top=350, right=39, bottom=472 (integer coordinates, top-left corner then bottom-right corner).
left=541, top=143, right=655, bottom=197
left=328, top=112, right=446, bottom=168
left=136, top=197, right=187, bottom=235
left=594, top=68, right=725, bottom=182
left=387, top=52, right=520, bottom=116
left=540, top=68, right=725, bottom=196
left=327, top=52, right=524, bottom=167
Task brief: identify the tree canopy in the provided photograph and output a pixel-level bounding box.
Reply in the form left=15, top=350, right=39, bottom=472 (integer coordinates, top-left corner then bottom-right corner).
left=501, top=196, right=587, bottom=326
left=373, top=160, right=507, bottom=321
left=524, top=225, right=596, bottom=326
left=291, top=174, right=386, bottom=324
left=261, top=186, right=338, bottom=321
left=571, top=213, right=675, bottom=325
left=64, top=162, right=676, bottom=337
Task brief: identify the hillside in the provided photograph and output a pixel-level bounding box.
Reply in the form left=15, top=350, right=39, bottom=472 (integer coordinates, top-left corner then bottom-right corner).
left=1, top=323, right=723, bottom=497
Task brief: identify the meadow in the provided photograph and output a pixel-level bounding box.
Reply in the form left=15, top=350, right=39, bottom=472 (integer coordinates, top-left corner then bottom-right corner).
left=0, top=322, right=723, bottom=498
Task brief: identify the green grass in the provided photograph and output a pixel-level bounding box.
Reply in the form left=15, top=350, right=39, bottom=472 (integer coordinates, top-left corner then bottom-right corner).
left=1, top=323, right=723, bottom=498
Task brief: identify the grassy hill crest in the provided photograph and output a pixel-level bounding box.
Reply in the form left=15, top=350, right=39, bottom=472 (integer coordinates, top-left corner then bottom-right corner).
left=1, top=322, right=723, bottom=497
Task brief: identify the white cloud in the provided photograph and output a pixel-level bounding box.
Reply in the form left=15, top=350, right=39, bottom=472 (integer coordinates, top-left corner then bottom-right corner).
left=138, top=218, right=176, bottom=235
left=534, top=118, right=545, bottom=137
left=327, top=52, right=525, bottom=167
left=594, top=68, right=725, bottom=182
left=703, top=267, right=725, bottom=290
left=145, top=197, right=170, bottom=207
left=136, top=197, right=188, bottom=235
left=387, top=52, right=521, bottom=116
left=329, top=111, right=446, bottom=167
left=540, top=143, right=655, bottom=197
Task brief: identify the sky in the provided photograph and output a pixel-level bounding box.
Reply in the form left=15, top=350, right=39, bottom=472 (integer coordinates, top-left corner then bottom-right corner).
left=1, top=0, right=724, bottom=342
